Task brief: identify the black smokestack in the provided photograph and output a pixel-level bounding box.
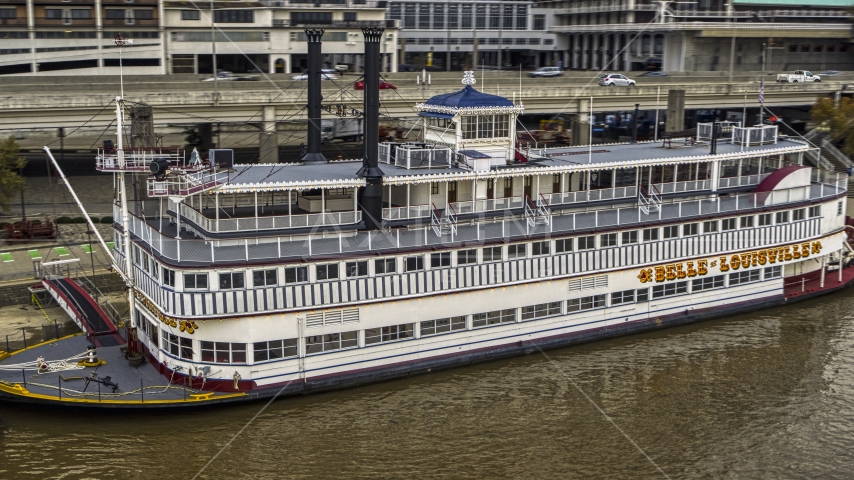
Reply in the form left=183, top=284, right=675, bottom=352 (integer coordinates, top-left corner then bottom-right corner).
left=303, top=28, right=327, bottom=164
left=357, top=27, right=385, bottom=230
left=631, top=103, right=639, bottom=144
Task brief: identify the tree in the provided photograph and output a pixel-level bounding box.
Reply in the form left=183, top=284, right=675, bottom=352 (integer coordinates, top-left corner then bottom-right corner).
left=0, top=135, right=27, bottom=214
left=811, top=97, right=854, bottom=156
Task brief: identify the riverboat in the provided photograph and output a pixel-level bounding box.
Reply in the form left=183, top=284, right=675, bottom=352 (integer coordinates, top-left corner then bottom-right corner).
left=1, top=28, right=853, bottom=408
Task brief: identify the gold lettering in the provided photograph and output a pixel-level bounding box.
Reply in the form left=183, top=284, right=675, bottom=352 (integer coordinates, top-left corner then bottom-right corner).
left=665, top=264, right=677, bottom=281
left=655, top=266, right=666, bottom=282
left=768, top=248, right=778, bottom=264
left=676, top=263, right=687, bottom=279
left=792, top=244, right=801, bottom=259
left=812, top=241, right=823, bottom=254
left=784, top=246, right=793, bottom=261
left=758, top=250, right=767, bottom=265
left=730, top=255, right=741, bottom=270
left=698, top=259, right=708, bottom=275
left=802, top=243, right=811, bottom=257
left=718, top=257, right=728, bottom=272
left=686, top=261, right=697, bottom=277
left=740, top=253, right=751, bottom=269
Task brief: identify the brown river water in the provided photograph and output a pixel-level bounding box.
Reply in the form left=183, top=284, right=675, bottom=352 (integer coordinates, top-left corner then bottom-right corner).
left=3, top=288, right=854, bottom=479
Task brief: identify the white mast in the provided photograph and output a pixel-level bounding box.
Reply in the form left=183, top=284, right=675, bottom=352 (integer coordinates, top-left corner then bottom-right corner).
left=116, top=94, right=138, bottom=328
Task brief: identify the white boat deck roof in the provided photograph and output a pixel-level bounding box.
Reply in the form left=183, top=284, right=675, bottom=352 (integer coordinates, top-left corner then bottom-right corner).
left=217, top=138, right=809, bottom=191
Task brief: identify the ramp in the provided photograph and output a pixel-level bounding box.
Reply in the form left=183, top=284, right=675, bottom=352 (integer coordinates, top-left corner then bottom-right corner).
left=42, top=277, right=124, bottom=347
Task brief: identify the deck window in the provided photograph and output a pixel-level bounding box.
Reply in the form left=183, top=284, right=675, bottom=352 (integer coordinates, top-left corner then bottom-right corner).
left=758, top=214, right=771, bottom=227
left=219, top=272, right=245, bottom=290
left=764, top=266, right=782, bottom=279
left=703, top=221, right=718, bottom=233
left=692, top=275, right=725, bottom=292
left=636, top=288, right=649, bottom=302
left=457, top=249, right=478, bottom=265
left=316, top=263, right=339, bottom=281
left=521, top=302, right=562, bottom=320
left=431, top=252, right=451, bottom=268
left=284, top=266, right=308, bottom=284
left=406, top=256, right=424, bottom=271
left=729, top=270, right=760, bottom=286
left=482, top=246, right=502, bottom=262
left=622, top=231, right=638, bottom=245
left=184, top=273, right=208, bottom=290
left=345, top=261, right=368, bottom=278
left=532, top=241, right=550, bottom=256
left=163, top=332, right=193, bottom=360
left=775, top=211, right=789, bottom=224
left=651, top=281, right=687, bottom=298
left=793, top=208, right=806, bottom=221
left=567, top=294, right=605, bottom=312
left=253, top=269, right=277, bottom=287
left=642, top=228, right=659, bottom=241
left=305, top=331, right=357, bottom=354
left=375, top=258, right=396, bottom=274
left=809, top=205, right=821, bottom=218
left=611, top=289, right=635, bottom=305
left=420, top=316, right=466, bottom=336
left=472, top=309, right=516, bottom=328
left=663, top=226, right=679, bottom=239
left=253, top=339, right=298, bottom=362
left=721, top=218, right=736, bottom=231
left=201, top=341, right=246, bottom=364
left=600, top=233, right=617, bottom=247
left=162, top=268, right=175, bottom=287
left=578, top=236, right=595, bottom=250
left=507, top=244, right=526, bottom=259
left=683, top=223, right=698, bottom=236
left=364, top=323, right=415, bottom=345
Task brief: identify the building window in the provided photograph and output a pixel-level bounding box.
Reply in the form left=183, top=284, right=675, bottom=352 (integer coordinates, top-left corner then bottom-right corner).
left=184, top=273, right=208, bottom=290
left=201, top=341, right=246, bottom=363
left=105, top=9, right=125, bottom=20
left=600, top=233, right=617, bottom=247
left=567, top=295, right=606, bottom=312
left=365, top=323, right=415, bottom=345
left=71, top=9, right=92, bottom=19
left=305, top=331, right=358, bottom=354
left=611, top=289, right=635, bottom=306
left=758, top=214, right=772, bottom=226
left=555, top=238, right=573, bottom=253
left=775, top=211, right=789, bottom=224
left=692, top=275, right=725, bottom=292
left=683, top=223, right=699, bottom=236
left=219, top=272, right=245, bottom=290
left=809, top=205, right=821, bottom=218
left=162, top=268, right=175, bottom=287
left=182, top=10, right=200, bottom=20
left=838, top=201, right=843, bottom=215
left=578, top=236, right=595, bottom=250
left=663, top=226, right=679, bottom=239
left=406, top=256, right=424, bottom=271
left=622, top=231, right=638, bottom=245
left=473, top=309, right=516, bottom=328
left=431, top=252, right=451, bottom=268
left=721, top=218, right=736, bottom=231
left=375, top=258, right=396, bottom=275
left=521, top=302, right=562, bottom=321
left=418, top=4, right=430, bottom=29
left=343, top=11, right=357, bottom=22
left=420, top=317, right=466, bottom=336
left=764, top=266, right=782, bottom=279
left=532, top=241, right=550, bottom=256
left=284, top=266, right=308, bottom=284
left=483, top=246, right=502, bottom=262
left=214, top=10, right=254, bottom=23
left=651, top=281, right=688, bottom=299
left=730, top=270, right=761, bottom=286
left=134, top=9, right=153, bottom=20
left=345, top=261, right=368, bottom=278
left=793, top=208, right=805, bottom=221
left=0, top=8, right=16, bottom=19
left=788, top=44, right=798, bottom=53
left=643, top=228, right=659, bottom=241
left=507, top=244, right=526, bottom=259
left=316, top=263, right=339, bottom=281
left=253, top=339, right=298, bottom=362
left=703, top=220, right=718, bottom=233
left=162, top=332, right=193, bottom=359
left=457, top=249, right=477, bottom=265
left=533, top=14, right=545, bottom=30
left=253, top=269, right=277, bottom=287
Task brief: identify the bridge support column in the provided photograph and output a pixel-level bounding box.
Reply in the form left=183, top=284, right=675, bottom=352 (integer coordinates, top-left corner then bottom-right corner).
left=665, top=90, right=685, bottom=133
left=591, top=34, right=599, bottom=70
left=602, top=34, right=610, bottom=70
left=259, top=105, right=278, bottom=164
left=572, top=34, right=580, bottom=69
left=581, top=35, right=589, bottom=70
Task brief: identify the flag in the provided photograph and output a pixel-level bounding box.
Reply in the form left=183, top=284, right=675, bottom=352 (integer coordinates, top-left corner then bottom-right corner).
left=758, top=79, right=764, bottom=104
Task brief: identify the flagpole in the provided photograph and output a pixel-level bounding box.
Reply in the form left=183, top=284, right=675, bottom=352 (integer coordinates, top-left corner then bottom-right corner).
left=760, top=42, right=766, bottom=125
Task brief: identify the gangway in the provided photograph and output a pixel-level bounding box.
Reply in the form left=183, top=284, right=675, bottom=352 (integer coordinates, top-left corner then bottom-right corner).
left=431, top=203, right=457, bottom=237
left=638, top=184, right=661, bottom=215
left=525, top=194, right=551, bottom=227
left=41, top=277, right=124, bottom=348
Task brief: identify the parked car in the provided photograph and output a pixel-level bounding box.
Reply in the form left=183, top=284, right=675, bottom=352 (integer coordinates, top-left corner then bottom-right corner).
left=776, top=70, right=821, bottom=83
left=201, top=71, right=259, bottom=81
left=640, top=71, right=668, bottom=77
left=354, top=80, right=397, bottom=90
left=818, top=70, right=843, bottom=76
left=334, top=64, right=349, bottom=74
left=529, top=66, right=563, bottom=78
left=292, top=69, right=340, bottom=81
left=598, top=74, right=636, bottom=86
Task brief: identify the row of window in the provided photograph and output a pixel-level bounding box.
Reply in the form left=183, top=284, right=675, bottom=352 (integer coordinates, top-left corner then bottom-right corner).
left=140, top=205, right=821, bottom=290
left=389, top=3, right=533, bottom=31
left=146, top=266, right=784, bottom=363
left=412, top=37, right=547, bottom=46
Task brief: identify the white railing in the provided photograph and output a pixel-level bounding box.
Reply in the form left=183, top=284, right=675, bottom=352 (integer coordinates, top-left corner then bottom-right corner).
left=549, top=22, right=852, bottom=33
left=147, top=168, right=229, bottom=197
left=821, top=139, right=854, bottom=169
left=96, top=148, right=184, bottom=172
left=430, top=203, right=456, bottom=237
left=178, top=203, right=361, bottom=232
left=671, top=9, right=851, bottom=18
left=716, top=173, right=768, bottom=190
left=383, top=204, right=433, bottom=221
left=732, top=125, right=778, bottom=147
left=638, top=184, right=661, bottom=215
left=696, top=121, right=741, bottom=142
left=394, top=144, right=454, bottom=170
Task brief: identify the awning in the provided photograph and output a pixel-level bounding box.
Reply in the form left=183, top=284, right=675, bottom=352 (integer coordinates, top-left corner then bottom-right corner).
left=418, top=111, right=454, bottom=120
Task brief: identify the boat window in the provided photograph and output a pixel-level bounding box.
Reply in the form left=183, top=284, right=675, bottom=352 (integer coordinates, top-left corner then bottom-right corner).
left=703, top=221, right=718, bottom=233
left=600, top=234, right=617, bottom=247
left=406, top=255, right=424, bottom=272
left=662, top=226, right=679, bottom=239
left=532, top=241, right=550, bottom=256
left=556, top=238, right=573, bottom=253
left=201, top=341, right=246, bottom=364
left=578, top=236, right=595, bottom=250
left=642, top=228, right=659, bottom=241
left=431, top=252, right=451, bottom=268
left=482, top=246, right=503, bottom=262
left=507, top=243, right=526, bottom=259
left=284, top=266, right=308, bottom=284
left=253, top=269, right=278, bottom=287
left=305, top=331, right=357, bottom=354
left=316, top=263, right=339, bottom=281
left=472, top=309, right=516, bottom=328
left=457, top=249, right=478, bottom=265
left=521, top=302, right=562, bottom=321
left=758, top=214, right=771, bottom=227
left=219, top=272, right=245, bottom=290
left=254, top=339, right=298, bottom=362
left=375, top=258, right=397, bottom=275
left=420, top=317, right=466, bottom=336
left=621, top=231, right=638, bottom=245
left=184, top=272, right=208, bottom=290
left=683, top=223, right=699, bottom=236
left=692, top=275, right=725, bottom=292
left=721, top=218, right=736, bottom=231
left=365, top=324, right=415, bottom=345
left=346, top=261, right=368, bottom=278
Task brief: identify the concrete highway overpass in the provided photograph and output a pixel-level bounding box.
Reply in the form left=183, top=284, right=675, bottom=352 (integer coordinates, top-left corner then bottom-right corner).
left=0, top=71, right=848, bottom=131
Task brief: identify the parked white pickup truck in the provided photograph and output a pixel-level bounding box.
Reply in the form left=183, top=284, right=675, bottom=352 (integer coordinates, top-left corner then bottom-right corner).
left=776, top=70, right=821, bottom=83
